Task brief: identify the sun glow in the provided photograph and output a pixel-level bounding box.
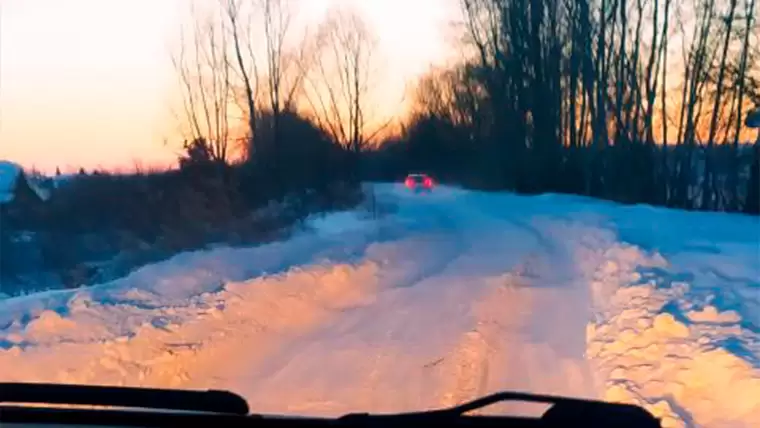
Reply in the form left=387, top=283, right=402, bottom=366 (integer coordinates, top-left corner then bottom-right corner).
left=0, top=0, right=459, bottom=172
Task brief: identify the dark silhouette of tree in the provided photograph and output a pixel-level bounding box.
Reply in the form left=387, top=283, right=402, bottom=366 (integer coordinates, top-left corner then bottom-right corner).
left=171, top=3, right=233, bottom=164
left=745, top=108, right=760, bottom=214
left=365, top=0, right=759, bottom=215
left=179, top=138, right=215, bottom=169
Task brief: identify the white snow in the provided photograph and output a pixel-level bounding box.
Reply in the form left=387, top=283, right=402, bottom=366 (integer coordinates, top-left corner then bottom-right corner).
left=0, top=160, right=22, bottom=203
left=306, top=210, right=373, bottom=236
left=0, top=160, right=53, bottom=203
left=1, top=184, right=759, bottom=427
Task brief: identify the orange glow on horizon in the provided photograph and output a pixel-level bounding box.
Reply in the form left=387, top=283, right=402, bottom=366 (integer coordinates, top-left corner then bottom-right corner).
left=0, top=0, right=460, bottom=173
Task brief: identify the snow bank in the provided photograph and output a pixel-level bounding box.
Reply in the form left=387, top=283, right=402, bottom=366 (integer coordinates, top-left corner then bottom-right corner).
left=0, top=209, right=382, bottom=332
left=0, top=160, right=22, bottom=203
left=582, top=207, right=760, bottom=427
left=305, top=211, right=373, bottom=236
left=0, top=160, right=54, bottom=203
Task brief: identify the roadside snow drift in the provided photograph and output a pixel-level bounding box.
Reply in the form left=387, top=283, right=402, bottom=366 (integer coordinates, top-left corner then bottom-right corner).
left=1, top=184, right=758, bottom=427
left=0, top=160, right=22, bottom=203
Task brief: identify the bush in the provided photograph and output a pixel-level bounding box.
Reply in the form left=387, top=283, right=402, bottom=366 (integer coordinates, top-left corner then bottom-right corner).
left=3, top=111, right=365, bottom=296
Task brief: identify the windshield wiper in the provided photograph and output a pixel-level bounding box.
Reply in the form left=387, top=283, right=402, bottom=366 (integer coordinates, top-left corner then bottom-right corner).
left=340, top=391, right=660, bottom=427
left=0, top=382, right=661, bottom=427
left=0, top=382, right=249, bottom=415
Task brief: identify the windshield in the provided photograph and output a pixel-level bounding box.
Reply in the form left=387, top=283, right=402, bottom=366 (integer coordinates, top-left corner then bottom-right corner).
left=1, top=0, right=759, bottom=426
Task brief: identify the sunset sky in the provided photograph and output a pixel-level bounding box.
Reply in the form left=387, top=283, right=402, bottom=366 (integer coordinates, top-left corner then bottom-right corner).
left=0, top=0, right=461, bottom=173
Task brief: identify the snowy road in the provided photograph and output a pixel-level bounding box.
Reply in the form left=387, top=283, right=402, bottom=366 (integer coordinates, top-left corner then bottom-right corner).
left=231, top=187, right=601, bottom=415
left=1, top=184, right=759, bottom=427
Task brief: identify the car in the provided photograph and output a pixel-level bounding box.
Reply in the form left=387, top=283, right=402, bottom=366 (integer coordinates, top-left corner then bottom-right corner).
left=405, top=173, right=435, bottom=193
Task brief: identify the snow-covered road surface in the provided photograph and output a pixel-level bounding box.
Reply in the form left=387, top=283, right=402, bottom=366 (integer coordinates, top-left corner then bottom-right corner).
left=1, top=184, right=759, bottom=427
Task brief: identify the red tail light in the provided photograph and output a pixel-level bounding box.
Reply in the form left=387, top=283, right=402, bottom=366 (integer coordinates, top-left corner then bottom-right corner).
left=405, top=178, right=414, bottom=188
left=423, top=177, right=433, bottom=188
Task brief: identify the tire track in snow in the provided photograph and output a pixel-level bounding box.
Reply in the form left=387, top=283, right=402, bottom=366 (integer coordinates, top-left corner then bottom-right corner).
left=219, top=205, right=472, bottom=397
left=419, top=204, right=605, bottom=412
left=231, top=197, right=597, bottom=415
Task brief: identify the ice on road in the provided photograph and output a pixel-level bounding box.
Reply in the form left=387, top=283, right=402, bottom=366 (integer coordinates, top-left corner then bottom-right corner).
left=1, top=184, right=759, bottom=427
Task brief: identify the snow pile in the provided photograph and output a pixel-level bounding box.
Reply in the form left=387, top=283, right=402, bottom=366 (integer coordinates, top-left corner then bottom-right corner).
left=0, top=183, right=758, bottom=427
left=0, top=210, right=388, bottom=388
left=0, top=160, right=54, bottom=203
left=0, top=260, right=383, bottom=387
left=583, top=207, right=760, bottom=428
left=305, top=211, right=373, bottom=236
left=0, top=160, right=22, bottom=203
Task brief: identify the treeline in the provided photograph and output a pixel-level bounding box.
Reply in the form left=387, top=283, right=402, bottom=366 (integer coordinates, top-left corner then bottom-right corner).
left=1, top=110, right=360, bottom=294
left=366, top=0, right=760, bottom=214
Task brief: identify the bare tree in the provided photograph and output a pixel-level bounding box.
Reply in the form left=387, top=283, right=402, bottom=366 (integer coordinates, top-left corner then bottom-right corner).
left=257, top=0, right=309, bottom=185
left=225, top=0, right=259, bottom=158
left=702, top=0, right=739, bottom=209
left=171, top=3, right=233, bottom=164
left=223, top=0, right=308, bottom=164
left=301, top=8, right=385, bottom=154
left=725, top=0, right=758, bottom=210
left=263, top=0, right=290, bottom=118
